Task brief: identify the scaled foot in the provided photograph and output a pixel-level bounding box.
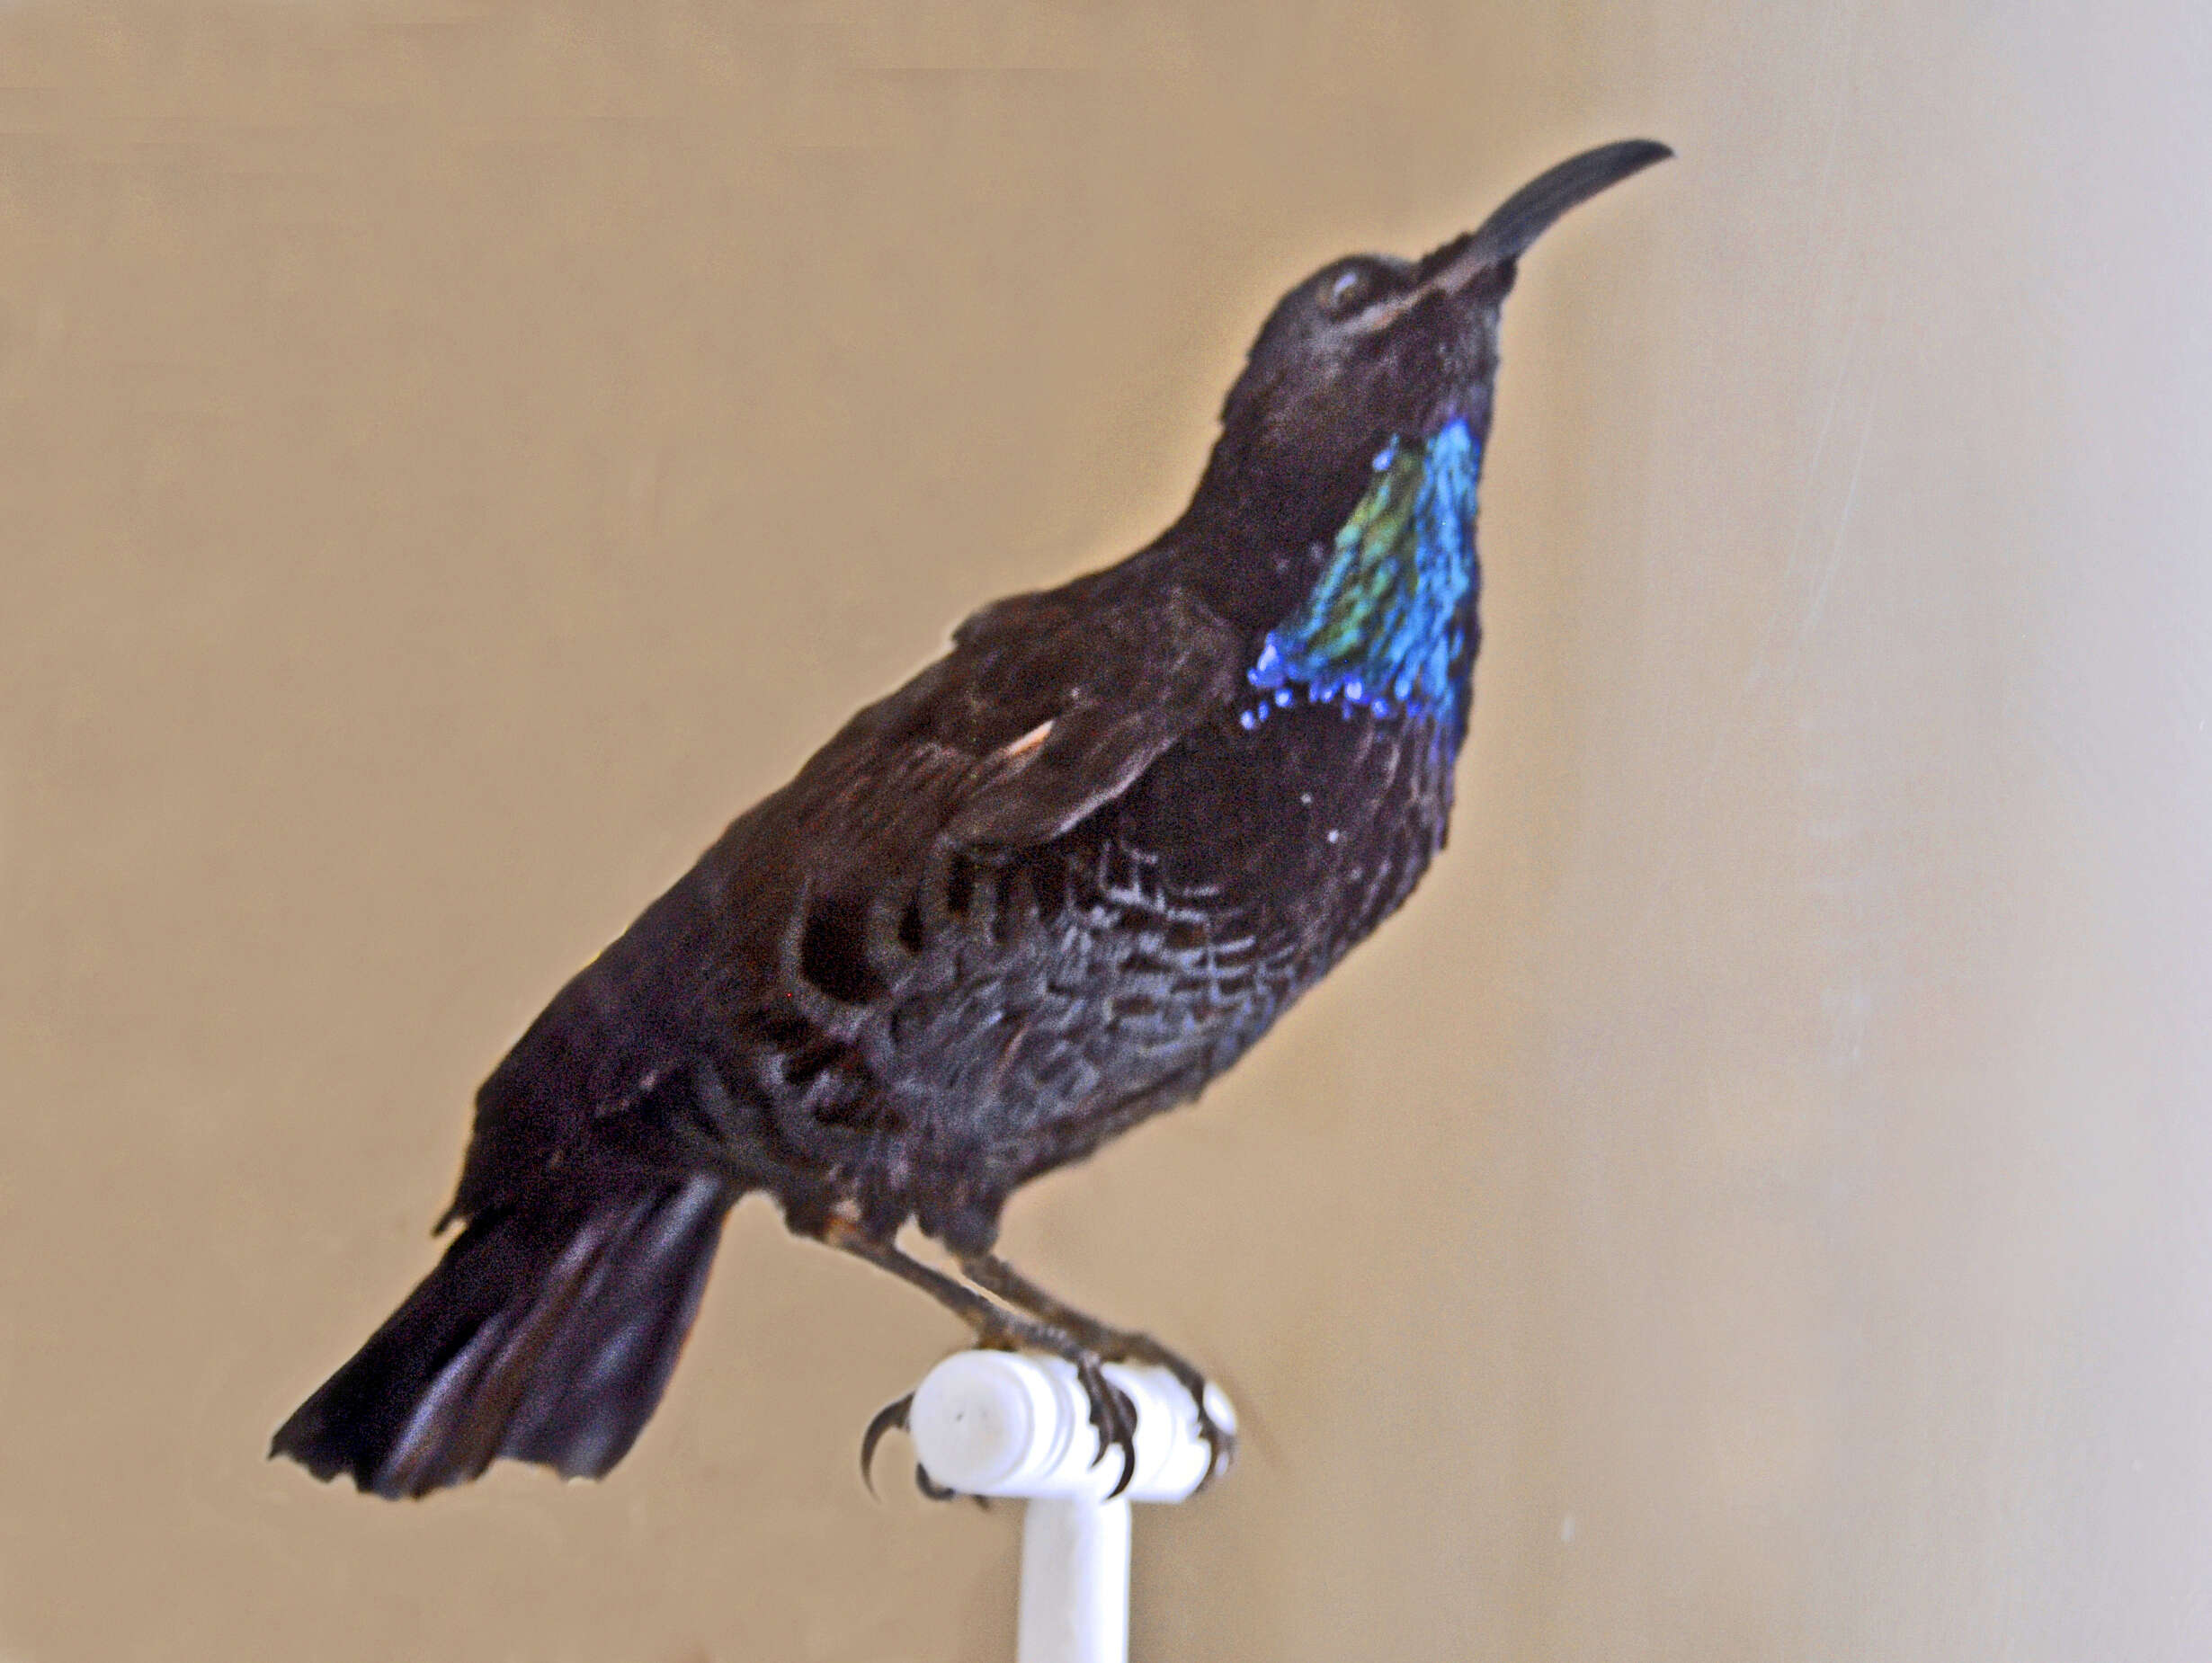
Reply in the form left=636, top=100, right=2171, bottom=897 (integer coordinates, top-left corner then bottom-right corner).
left=959, top=1251, right=1236, bottom=1488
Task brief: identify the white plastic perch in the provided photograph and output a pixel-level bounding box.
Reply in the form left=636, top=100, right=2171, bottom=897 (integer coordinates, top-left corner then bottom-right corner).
left=905, top=1352, right=1235, bottom=1663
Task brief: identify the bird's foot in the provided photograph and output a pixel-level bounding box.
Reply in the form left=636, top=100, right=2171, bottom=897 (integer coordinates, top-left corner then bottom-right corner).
left=1071, top=1354, right=1141, bottom=1499
left=970, top=1314, right=1139, bottom=1497
left=818, top=1226, right=1159, bottom=1499
left=960, top=1253, right=1235, bottom=1489
left=1086, top=1331, right=1235, bottom=1489
left=856, top=1343, right=1137, bottom=1498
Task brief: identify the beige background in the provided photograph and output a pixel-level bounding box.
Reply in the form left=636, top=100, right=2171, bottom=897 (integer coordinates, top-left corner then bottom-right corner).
left=3, top=4, right=2207, bottom=1659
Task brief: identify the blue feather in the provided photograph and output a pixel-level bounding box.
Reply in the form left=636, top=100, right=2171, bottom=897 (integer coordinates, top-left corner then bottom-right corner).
left=1246, top=416, right=1482, bottom=731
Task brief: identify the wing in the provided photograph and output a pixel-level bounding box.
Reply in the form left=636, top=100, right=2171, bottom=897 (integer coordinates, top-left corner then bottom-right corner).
left=932, top=579, right=1246, bottom=849
left=442, top=573, right=1246, bottom=1224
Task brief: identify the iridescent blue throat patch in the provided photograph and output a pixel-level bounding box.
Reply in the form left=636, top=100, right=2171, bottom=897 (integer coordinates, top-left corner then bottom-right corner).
left=1244, top=415, right=1481, bottom=730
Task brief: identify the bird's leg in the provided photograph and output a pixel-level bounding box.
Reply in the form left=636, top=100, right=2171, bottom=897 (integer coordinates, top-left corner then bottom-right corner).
left=821, top=1216, right=1139, bottom=1498
left=959, top=1249, right=1236, bottom=1486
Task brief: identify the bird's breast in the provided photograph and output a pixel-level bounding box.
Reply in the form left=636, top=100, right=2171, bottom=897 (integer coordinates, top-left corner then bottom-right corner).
left=815, top=694, right=1463, bottom=1244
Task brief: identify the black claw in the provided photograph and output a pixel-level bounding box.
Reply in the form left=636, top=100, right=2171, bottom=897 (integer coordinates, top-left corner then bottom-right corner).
left=1146, top=1359, right=1235, bottom=1491
left=1193, top=1409, right=1237, bottom=1490
left=1075, top=1361, right=1139, bottom=1499
left=1103, top=1400, right=1138, bottom=1498
left=914, top=1461, right=957, bottom=1502
left=859, top=1392, right=913, bottom=1498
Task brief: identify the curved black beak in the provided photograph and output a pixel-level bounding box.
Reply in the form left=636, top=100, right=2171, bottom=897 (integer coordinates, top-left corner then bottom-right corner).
left=1414, top=138, right=1672, bottom=298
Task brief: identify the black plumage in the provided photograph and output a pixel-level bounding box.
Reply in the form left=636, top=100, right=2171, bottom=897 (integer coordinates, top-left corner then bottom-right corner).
left=272, top=139, right=1669, bottom=1499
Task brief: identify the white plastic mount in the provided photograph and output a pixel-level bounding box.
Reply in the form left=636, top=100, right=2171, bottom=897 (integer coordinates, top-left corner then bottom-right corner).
left=904, top=1352, right=1236, bottom=1663
left=907, top=1350, right=1234, bottom=1503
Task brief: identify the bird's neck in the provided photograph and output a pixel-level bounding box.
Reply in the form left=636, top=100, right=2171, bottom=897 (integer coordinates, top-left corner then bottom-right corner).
left=1239, top=416, right=1484, bottom=733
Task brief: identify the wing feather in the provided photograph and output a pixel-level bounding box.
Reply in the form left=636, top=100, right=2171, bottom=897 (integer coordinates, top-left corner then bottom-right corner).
left=936, top=583, right=1243, bottom=849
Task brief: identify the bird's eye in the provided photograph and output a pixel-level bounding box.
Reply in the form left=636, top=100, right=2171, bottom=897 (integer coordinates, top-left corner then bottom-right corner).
left=1323, top=265, right=1378, bottom=316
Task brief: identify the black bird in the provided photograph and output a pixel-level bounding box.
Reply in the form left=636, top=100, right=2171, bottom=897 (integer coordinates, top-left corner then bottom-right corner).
left=272, top=139, right=1670, bottom=1500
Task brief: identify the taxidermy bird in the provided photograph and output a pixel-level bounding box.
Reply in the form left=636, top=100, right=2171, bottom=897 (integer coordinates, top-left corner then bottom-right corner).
left=272, top=139, right=1670, bottom=1499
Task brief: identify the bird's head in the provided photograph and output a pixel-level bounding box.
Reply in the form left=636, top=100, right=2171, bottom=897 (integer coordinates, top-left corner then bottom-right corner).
left=1190, top=139, right=1671, bottom=555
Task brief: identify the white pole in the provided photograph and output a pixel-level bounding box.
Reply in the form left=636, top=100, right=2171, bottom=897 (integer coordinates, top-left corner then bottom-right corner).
left=1019, top=1495, right=1131, bottom=1663
left=905, top=1352, right=1234, bottom=1663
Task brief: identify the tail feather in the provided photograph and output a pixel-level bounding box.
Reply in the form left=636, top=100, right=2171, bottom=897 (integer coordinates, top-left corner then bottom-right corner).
left=272, top=1173, right=733, bottom=1498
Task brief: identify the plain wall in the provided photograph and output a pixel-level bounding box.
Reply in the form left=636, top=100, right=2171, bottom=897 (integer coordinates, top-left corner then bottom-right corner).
left=3, top=4, right=2207, bottom=1659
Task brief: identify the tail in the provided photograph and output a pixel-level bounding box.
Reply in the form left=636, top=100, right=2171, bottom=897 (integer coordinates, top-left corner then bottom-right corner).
left=271, top=1173, right=734, bottom=1498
